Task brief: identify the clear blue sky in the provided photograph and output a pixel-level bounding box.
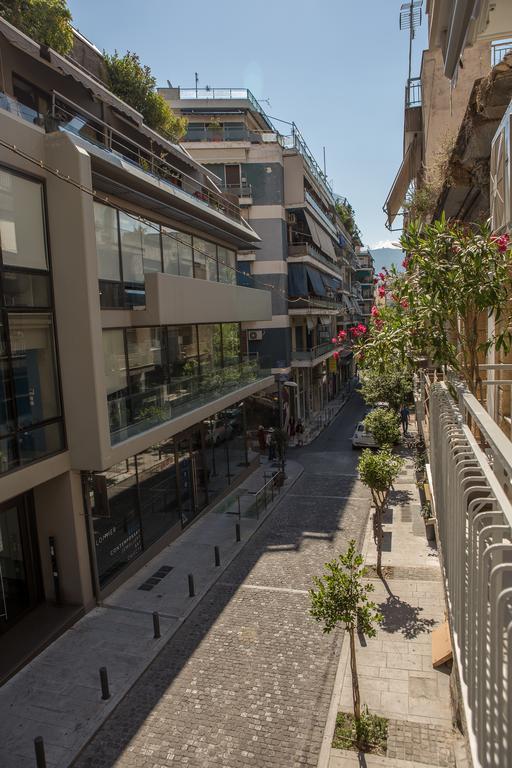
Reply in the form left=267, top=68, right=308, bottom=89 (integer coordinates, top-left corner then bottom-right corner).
left=67, top=0, right=426, bottom=248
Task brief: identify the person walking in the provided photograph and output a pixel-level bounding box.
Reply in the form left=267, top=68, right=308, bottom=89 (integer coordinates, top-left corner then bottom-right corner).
left=296, top=419, right=304, bottom=447
left=400, top=404, right=410, bottom=436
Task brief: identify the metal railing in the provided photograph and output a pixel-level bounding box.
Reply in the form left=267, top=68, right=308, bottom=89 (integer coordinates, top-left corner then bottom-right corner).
left=42, top=92, right=244, bottom=224
left=282, top=123, right=335, bottom=200
left=292, top=341, right=336, bottom=362
left=214, top=470, right=284, bottom=520
left=422, top=375, right=512, bottom=768
left=405, top=77, right=422, bottom=108
left=221, top=184, right=253, bottom=198
left=492, top=40, right=512, bottom=67
left=288, top=296, right=342, bottom=312
left=178, top=87, right=273, bottom=124
left=287, top=242, right=343, bottom=277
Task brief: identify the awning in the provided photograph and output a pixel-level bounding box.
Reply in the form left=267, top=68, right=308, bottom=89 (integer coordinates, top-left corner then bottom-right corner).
left=316, top=225, right=336, bottom=260
left=322, top=274, right=342, bottom=292
left=384, top=135, right=422, bottom=228
left=288, top=264, right=308, bottom=296
left=304, top=211, right=323, bottom=251
left=306, top=317, right=315, bottom=331
left=306, top=266, right=326, bottom=297
left=320, top=316, right=331, bottom=326
left=304, top=210, right=336, bottom=261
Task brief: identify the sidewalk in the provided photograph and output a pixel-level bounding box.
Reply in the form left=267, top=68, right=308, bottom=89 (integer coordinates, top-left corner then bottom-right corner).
left=319, top=433, right=464, bottom=768
left=293, top=387, right=353, bottom=448
left=0, top=458, right=303, bottom=768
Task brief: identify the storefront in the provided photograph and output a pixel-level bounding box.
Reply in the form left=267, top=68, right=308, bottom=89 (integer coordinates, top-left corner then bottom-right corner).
left=86, top=403, right=251, bottom=591
left=0, top=492, right=43, bottom=635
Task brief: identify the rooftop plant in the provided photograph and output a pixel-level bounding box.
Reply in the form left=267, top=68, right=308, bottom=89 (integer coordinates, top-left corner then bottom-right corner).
left=0, top=0, right=74, bottom=54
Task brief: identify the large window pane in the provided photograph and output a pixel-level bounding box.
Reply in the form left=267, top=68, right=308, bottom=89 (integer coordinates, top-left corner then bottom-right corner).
left=119, top=212, right=144, bottom=284
left=162, top=227, right=179, bottom=276
left=9, top=313, right=60, bottom=427
left=126, top=327, right=165, bottom=392
left=103, top=329, right=127, bottom=396
left=94, top=203, right=120, bottom=281
left=218, top=246, right=237, bottom=285
left=222, top=323, right=241, bottom=366
left=3, top=271, right=50, bottom=308
left=136, top=442, right=181, bottom=547
left=0, top=169, right=48, bottom=270
left=167, top=325, right=198, bottom=379
left=141, top=221, right=162, bottom=273
left=18, top=421, right=64, bottom=464
left=198, top=324, right=222, bottom=372
left=177, top=233, right=193, bottom=278
left=194, top=238, right=217, bottom=281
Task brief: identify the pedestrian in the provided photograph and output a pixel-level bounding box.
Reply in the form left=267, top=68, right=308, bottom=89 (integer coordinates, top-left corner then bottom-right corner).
left=268, top=429, right=276, bottom=461
left=400, top=404, right=410, bottom=436
left=296, top=419, right=304, bottom=447
left=289, top=417, right=296, bottom=445
left=257, top=425, right=266, bottom=453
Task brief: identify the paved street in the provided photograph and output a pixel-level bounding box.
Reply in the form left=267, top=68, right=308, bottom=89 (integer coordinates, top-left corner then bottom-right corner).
left=73, top=395, right=370, bottom=768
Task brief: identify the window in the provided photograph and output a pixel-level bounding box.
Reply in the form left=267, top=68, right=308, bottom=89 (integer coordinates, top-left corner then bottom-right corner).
left=0, top=170, right=48, bottom=270
left=94, top=203, right=120, bottom=281
left=126, top=327, right=165, bottom=392
left=222, top=323, right=241, bottom=367
left=225, top=164, right=241, bottom=188
left=9, top=313, right=60, bottom=427
left=119, top=212, right=144, bottom=284
left=140, top=220, right=162, bottom=273
left=177, top=233, right=193, bottom=278
left=167, top=325, right=198, bottom=380
left=162, top=227, right=179, bottom=276
left=218, top=246, right=237, bottom=285
left=193, top=237, right=217, bottom=281
left=198, top=324, right=222, bottom=371
left=102, top=329, right=127, bottom=397
left=12, top=75, right=49, bottom=124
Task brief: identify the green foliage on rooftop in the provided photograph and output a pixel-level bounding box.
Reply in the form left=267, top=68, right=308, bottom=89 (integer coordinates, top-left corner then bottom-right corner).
left=0, top=0, right=74, bottom=54
left=335, top=199, right=362, bottom=244
left=104, top=51, right=187, bottom=142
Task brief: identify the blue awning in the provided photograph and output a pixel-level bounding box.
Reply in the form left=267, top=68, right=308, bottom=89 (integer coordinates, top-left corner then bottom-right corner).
left=306, top=266, right=326, bottom=297
left=288, top=263, right=308, bottom=296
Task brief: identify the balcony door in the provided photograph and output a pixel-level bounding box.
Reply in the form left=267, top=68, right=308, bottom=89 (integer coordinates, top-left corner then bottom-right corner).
left=224, top=164, right=241, bottom=189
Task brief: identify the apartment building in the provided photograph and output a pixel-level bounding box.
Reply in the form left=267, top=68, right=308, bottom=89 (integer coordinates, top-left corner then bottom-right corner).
left=354, top=247, right=375, bottom=322
left=0, top=18, right=273, bottom=678
left=159, top=87, right=362, bottom=423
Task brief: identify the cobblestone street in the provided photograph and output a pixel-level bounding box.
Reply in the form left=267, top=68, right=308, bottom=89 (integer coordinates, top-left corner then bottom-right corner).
left=73, top=396, right=370, bottom=768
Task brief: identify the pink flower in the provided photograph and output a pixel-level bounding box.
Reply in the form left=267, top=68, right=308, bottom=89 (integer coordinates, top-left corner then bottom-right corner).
left=373, top=277, right=378, bottom=284
left=333, top=351, right=339, bottom=360
left=357, top=323, right=367, bottom=334
left=371, top=305, right=379, bottom=317
left=402, top=255, right=410, bottom=269
left=338, top=330, right=347, bottom=340
left=331, top=337, right=337, bottom=344
left=378, top=272, right=386, bottom=281
left=375, top=318, right=383, bottom=330
left=491, top=234, right=510, bottom=253
left=349, top=326, right=359, bottom=337
left=378, top=286, right=386, bottom=298
left=400, top=298, right=409, bottom=309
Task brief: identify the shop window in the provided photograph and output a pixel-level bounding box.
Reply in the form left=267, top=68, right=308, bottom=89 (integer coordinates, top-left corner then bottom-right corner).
left=0, top=170, right=48, bottom=270
left=136, top=442, right=180, bottom=547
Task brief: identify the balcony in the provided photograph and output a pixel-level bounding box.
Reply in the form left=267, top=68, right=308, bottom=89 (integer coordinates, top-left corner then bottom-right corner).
left=288, top=296, right=342, bottom=315
left=109, top=359, right=271, bottom=445
left=0, top=90, right=245, bottom=227
left=291, top=341, right=336, bottom=365
left=405, top=77, right=422, bottom=108
left=491, top=39, right=512, bottom=67
left=288, top=242, right=342, bottom=278
left=177, top=87, right=271, bottom=120
left=221, top=184, right=253, bottom=206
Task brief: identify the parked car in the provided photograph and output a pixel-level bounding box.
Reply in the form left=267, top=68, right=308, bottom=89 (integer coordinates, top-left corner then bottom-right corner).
left=224, top=407, right=243, bottom=433
left=351, top=421, right=378, bottom=449
left=205, top=418, right=233, bottom=446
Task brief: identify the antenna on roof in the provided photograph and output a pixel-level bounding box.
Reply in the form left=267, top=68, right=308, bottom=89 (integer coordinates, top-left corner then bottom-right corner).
left=399, top=1, right=423, bottom=81
left=167, top=80, right=173, bottom=88
left=194, top=71, right=199, bottom=97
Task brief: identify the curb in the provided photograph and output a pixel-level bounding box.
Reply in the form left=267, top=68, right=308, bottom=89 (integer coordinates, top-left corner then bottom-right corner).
left=65, top=460, right=306, bottom=768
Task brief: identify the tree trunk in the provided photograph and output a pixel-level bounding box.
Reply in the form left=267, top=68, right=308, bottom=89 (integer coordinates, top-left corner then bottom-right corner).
left=375, top=505, right=383, bottom=577
left=349, top=626, right=361, bottom=721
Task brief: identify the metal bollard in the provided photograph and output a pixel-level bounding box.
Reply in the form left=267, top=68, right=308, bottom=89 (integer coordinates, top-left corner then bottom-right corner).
left=34, top=736, right=46, bottom=768
left=235, top=523, right=241, bottom=542
left=214, top=545, right=220, bottom=567
left=99, top=666, right=110, bottom=700
left=152, top=611, right=161, bottom=639
left=188, top=573, right=195, bottom=597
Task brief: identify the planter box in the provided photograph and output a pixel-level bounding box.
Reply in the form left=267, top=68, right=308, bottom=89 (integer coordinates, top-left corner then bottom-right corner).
left=424, top=517, right=436, bottom=542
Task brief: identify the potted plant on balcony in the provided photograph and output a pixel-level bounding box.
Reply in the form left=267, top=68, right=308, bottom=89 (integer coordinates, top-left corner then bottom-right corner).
left=421, top=501, right=436, bottom=542
left=207, top=118, right=223, bottom=142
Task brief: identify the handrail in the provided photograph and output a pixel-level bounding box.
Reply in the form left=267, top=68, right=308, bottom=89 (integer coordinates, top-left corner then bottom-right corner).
left=49, top=91, right=244, bottom=224
left=491, top=39, right=512, bottom=67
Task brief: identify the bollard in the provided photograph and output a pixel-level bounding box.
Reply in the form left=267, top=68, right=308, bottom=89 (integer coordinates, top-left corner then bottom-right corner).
left=214, top=545, right=220, bottom=567
left=188, top=573, right=195, bottom=597
left=235, top=522, right=241, bottom=542
left=152, top=611, right=161, bottom=639
left=34, top=736, right=46, bottom=768
left=99, top=666, right=110, bottom=700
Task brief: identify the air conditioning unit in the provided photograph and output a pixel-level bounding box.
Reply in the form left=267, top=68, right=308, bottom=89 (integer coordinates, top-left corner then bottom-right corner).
left=249, top=330, right=263, bottom=341
left=287, top=213, right=297, bottom=224
left=490, top=105, right=511, bottom=234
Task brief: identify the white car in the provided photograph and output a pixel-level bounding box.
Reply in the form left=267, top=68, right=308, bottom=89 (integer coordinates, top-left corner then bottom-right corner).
left=351, top=422, right=378, bottom=449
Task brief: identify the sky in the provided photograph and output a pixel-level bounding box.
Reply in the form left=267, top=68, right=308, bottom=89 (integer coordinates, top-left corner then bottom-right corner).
left=67, top=0, right=427, bottom=249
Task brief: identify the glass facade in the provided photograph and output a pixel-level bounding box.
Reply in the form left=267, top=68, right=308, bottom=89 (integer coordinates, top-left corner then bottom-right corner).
left=87, top=403, right=250, bottom=588
left=103, top=322, right=264, bottom=445
left=94, top=203, right=238, bottom=308
left=0, top=168, right=64, bottom=474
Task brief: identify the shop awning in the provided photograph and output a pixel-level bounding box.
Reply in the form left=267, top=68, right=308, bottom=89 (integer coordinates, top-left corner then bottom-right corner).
left=306, top=266, right=326, bottom=297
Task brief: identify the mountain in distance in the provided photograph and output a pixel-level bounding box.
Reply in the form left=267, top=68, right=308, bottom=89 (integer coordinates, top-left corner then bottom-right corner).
left=370, top=247, right=404, bottom=274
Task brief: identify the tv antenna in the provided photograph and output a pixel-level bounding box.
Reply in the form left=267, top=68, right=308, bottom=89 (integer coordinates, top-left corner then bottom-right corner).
left=399, top=1, right=423, bottom=81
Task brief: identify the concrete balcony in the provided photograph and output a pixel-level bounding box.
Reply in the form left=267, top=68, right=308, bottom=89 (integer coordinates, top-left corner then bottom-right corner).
left=287, top=242, right=343, bottom=279
left=101, top=272, right=272, bottom=329
left=291, top=341, right=336, bottom=367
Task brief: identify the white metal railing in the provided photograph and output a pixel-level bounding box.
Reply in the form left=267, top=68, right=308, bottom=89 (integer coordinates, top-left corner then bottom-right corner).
left=426, top=378, right=512, bottom=768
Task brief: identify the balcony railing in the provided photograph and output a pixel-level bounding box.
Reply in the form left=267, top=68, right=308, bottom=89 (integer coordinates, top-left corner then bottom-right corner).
left=292, top=341, right=336, bottom=362
left=288, top=295, right=342, bottom=312
left=109, top=359, right=270, bottom=445
left=0, top=89, right=245, bottom=226
left=419, top=372, right=512, bottom=768
left=287, top=242, right=342, bottom=278
left=405, top=77, right=422, bottom=108
left=491, top=39, right=512, bottom=67
left=178, top=87, right=272, bottom=123
left=221, top=184, right=253, bottom=198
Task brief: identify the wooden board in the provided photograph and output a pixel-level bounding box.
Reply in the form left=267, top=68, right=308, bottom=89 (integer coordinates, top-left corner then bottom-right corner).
left=432, top=621, right=452, bottom=667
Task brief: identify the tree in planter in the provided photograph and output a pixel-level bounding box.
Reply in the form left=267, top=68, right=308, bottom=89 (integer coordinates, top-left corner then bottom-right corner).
left=104, top=51, right=187, bottom=142
left=358, top=448, right=403, bottom=577
left=310, top=540, right=382, bottom=732
left=359, top=367, right=412, bottom=412
left=0, top=0, right=74, bottom=54
left=366, top=217, right=512, bottom=397
left=363, top=408, right=401, bottom=447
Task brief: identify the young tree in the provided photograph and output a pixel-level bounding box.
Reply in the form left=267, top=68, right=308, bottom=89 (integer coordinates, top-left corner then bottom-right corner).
left=310, top=540, right=382, bottom=722
left=363, top=408, right=401, bottom=447
left=1, top=0, right=74, bottom=54
left=359, top=367, right=412, bottom=412
left=358, top=448, right=403, bottom=577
